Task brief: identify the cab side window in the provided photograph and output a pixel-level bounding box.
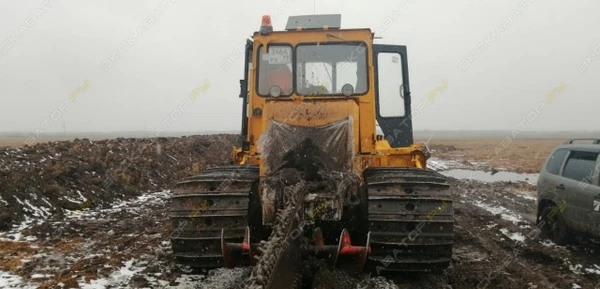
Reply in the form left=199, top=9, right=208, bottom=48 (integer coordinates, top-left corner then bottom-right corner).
left=545, top=148, right=568, bottom=175
left=561, top=151, right=599, bottom=184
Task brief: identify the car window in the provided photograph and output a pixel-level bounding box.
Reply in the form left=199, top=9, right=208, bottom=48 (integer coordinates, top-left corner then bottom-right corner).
left=561, top=151, right=599, bottom=184
left=545, top=148, right=568, bottom=175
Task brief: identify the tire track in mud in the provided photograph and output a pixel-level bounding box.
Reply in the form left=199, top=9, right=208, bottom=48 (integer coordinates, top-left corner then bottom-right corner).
left=450, top=179, right=600, bottom=289
left=451, top=201, right=556, bottom=288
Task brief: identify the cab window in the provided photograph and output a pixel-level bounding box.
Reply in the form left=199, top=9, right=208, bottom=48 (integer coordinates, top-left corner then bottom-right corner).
left=257, top=45, right=293, bottom=96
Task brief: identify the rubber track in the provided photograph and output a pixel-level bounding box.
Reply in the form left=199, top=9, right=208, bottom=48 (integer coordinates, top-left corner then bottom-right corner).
left=364, top=167, right=454, bottom=274
left=168, top=165, right=259, bottom=270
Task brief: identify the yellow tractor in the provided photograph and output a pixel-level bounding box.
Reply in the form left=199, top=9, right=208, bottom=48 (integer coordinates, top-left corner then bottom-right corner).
left=169, top=14, right=453, bottom=286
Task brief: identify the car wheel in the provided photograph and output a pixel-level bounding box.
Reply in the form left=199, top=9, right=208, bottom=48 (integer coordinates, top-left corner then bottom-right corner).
left=539, top=205, right=571, bottom=245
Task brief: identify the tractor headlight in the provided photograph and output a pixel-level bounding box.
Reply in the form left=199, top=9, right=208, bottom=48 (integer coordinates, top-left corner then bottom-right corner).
left=269, top=85, right=282, bottom=97
left=341, top=84, right=354, bottom=96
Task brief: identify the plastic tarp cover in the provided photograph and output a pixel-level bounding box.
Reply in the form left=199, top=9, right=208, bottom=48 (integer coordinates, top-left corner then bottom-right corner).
left=258, top=116, right=354, bottom=175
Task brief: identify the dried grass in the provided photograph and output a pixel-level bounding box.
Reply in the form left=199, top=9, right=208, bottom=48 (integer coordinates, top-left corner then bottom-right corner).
left=422, top=138, right=567, bottom=173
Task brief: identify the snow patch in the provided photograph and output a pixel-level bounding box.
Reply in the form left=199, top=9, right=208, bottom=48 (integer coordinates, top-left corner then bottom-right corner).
left=569, top=263, right=584, bottom=274
left=65, top=190, right=169, bottom=220
left=23, top=200, right=51, bottom=219
left=499, top=228, right=525, bottom=242
left=584, top=264, right=600, bottom=275
left=473, top=200, right=523, bottom=224
left=63, top=196, right=82, bottom=204
left=76, top=190, right=88, bottom=202
left=564, top=261, right=600, bottom=275
left=78, top=259, right=145, bottom=288
left=441, top=169, right=538, bottom=184
left=0, top=271, right=38, bottom=289
left=31, top=274, right=53, bottom=279
left=0, top=216, right=37, bottom=242
left=540, top=239, right=561, bottom=248
left=427, top=158, right=450, bottom=171
left=516, top=193, right=536, bottom=201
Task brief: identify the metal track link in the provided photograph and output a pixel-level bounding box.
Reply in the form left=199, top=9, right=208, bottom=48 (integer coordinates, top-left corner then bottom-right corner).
left=364, top=167, right=454, bottom=274
left=168, top=165, right=259, bottom=270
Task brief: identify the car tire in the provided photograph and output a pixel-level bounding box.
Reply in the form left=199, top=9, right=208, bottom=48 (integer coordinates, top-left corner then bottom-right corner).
left=539, top=205, right=571, bottom=245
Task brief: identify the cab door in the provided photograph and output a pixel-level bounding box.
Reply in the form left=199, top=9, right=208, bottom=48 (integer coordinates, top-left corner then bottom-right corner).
left=373, top=44, right=412, bottom=147
left=239, top=39, right=252, bottom=150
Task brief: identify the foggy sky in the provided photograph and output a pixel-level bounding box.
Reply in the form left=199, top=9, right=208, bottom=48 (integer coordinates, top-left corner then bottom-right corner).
left=0, top=0, right=599, bottom=134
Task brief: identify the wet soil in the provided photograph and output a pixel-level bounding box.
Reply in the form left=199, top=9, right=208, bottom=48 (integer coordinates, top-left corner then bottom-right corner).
left=1, top=135, right=600, bottom=288
left=3, top=178, right=600, bottom=288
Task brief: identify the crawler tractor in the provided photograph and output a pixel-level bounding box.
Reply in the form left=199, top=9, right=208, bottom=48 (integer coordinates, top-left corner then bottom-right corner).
left=168, top=14, right=453, bottom=287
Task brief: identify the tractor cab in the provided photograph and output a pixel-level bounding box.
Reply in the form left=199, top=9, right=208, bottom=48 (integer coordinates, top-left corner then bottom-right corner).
left=256, top=15, right=369, bottom=98
left=236, top=14, right=419, bottom=168
left=241, top=15, right=370, bottom=99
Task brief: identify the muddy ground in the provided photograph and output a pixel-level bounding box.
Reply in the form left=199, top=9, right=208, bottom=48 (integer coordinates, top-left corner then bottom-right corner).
left=1, top=135, right=600, bottom=288
left=0, top=134, right=240, bottom=230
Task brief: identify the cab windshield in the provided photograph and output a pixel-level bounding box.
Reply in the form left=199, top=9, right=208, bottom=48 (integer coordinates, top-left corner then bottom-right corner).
left=296, top=43, right=368, bottom=96
left=256, top=43, right=368, bottom=97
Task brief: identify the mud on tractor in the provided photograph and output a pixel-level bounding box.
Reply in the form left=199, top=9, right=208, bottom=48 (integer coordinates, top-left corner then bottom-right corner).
left=168, top=14, right=453, bottom=287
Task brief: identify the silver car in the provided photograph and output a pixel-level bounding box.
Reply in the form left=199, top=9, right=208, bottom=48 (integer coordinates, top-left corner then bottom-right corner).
left=536, top=139, right=600, bottom=245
